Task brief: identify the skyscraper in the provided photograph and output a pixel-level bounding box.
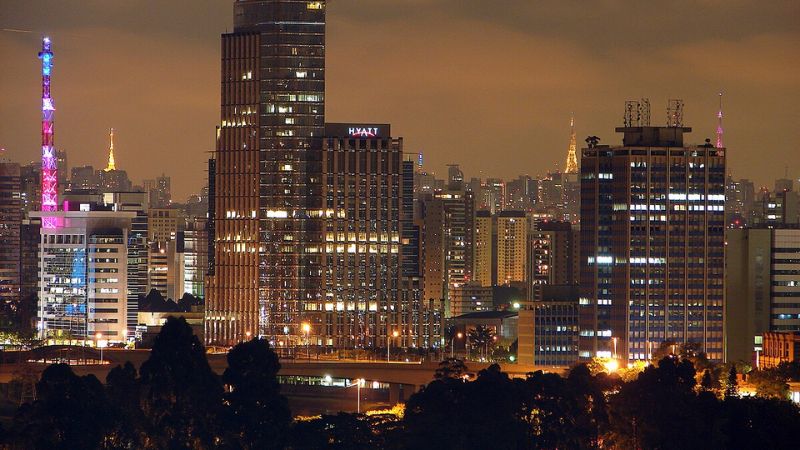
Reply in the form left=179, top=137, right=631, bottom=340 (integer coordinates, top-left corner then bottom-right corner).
left=206, top=0, right=326, bottom=345
left=0, top=162, right=23, bottom=330
left=579, top=102, right=726, bottom=362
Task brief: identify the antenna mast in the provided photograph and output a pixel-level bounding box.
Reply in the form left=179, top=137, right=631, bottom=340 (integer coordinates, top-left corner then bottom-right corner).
left=715, top=92, right=724, bottom=148
left=38, top=37, right=58, bottom=226
left=565, top=114, right=578, bottom=174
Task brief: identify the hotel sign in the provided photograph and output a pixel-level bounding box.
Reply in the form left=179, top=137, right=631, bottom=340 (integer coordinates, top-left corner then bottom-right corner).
left=325, top=123, right=391, bottom=139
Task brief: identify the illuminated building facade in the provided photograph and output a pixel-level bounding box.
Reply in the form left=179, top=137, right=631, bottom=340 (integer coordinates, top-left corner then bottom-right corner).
left=579, top=120, right=726, bottom=362
left=32, top=210, right=134, bottom=342
left=319, top=124, right=402, bottom=347
left=206, top=0, right=326, bottom=345
left=472, top=210, right=493, bottom=287
left=496, top=211, right=527, bottom=286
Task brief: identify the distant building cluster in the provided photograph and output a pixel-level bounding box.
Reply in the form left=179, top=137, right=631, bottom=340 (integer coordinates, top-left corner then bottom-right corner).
left=2, top=0, right=799, bottom=375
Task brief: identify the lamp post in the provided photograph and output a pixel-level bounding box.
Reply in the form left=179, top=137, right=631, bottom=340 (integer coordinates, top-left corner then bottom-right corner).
left=95, top=332, right=103, bottom=364
left=612, top=337, right=618, bottom=360
left=388, top=330, right=399, bottom=362
left=348, top=378, right=365, bottom=413
left=245, top=331, right=252, bottom=341
left=451, top=332, right=463, bottom=359
left=301, top=322, right=311, bottom=360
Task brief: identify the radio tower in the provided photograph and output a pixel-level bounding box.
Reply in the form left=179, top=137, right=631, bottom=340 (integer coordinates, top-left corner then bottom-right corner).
left=564, top=114, right=578, bottom=174
left=38, top=37, right=58, bottom=226
left=715, top=92, right=724, bottom=148
left=104, top=128, right=117, bottom=171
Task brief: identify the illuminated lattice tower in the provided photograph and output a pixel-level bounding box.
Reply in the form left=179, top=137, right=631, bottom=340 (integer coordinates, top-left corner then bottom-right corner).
left=38, top=37, right=58, bottom=227
left=565, top=114, right=578, bottom=174
left=715, top=93, right=724, bottom=149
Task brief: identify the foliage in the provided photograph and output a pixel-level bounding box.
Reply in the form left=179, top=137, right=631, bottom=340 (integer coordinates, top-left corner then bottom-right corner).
left=747, top=368, right=789, bottom=399
left=6, top=323, right=800, bottom=450
left=223, top=337, right=291, bottom=450
left=725, top=366, right=739, bottom=398
left=434, top=358, right=469, bottom=380
left=467, top=325, right=496, bottom=359
left=11, top=364, right=114, bottom=450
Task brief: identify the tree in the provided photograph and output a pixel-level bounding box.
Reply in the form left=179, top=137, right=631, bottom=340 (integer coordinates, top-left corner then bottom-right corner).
left=725, top=366, right=738, bottom=398
left=223, top=338, right=291, bottom=450
left=138, top=316, right=224, bottom=449
left=605, top=358, right=721, bottom=449
left=748, top=369, right=789, bottom=399
left=434, top=358, right=468, bottom=380
left=701, top=369, right=714, bottom=391
left=467, top=325, right=495, bottom=360
left=104, top=362, right=147, bottom=448
left=12, top=364, right=114, bottom=449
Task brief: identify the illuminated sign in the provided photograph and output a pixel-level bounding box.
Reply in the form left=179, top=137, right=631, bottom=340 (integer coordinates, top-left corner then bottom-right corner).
left=325, top=123, right=390, bottom=139
left=348, top=127, right=379, bottom=138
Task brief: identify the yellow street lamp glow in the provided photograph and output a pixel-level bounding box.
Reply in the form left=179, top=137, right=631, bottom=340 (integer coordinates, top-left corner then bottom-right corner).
left=392, top=330, right=399, bottom=338
left=603, top=359, right=620, bottom=373
left=301, top=322, right=311, bottom=333
left=457, top=332, right=463, bottom=339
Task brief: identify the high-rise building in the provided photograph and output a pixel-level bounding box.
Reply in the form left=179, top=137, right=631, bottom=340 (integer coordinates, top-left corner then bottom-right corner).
left=725, top=176, right=755, bottom=227
left=472, top=210, right=493, bottom=287
left=206, top=0, right=326, bottom=345
left=528, top=220, right=579, bottom=301
left=69, top=166, right=99, bottom=192
left=727, top=228, right=800, bottom=363
left=147, top=208, right=180, bottom=243
left=579, top=109, right=726, bottom=362
left=102, top=191, right=149, bottom=336
left=420, top=188, right=473, bottom=317
left=319, top=123, right=403, bottom=347
left=496, top=211, right=527, bottom=286
left=0, top=162, right=23, bottom=330
left=182, top=218, right=208, bottom=299
left=20, top=163, right=42, bottom=215
left=31, top=210, right=135, bottom=343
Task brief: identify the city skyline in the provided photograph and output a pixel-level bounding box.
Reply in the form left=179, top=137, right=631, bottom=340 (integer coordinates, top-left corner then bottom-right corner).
left=2, top=0, right=799, bottom=200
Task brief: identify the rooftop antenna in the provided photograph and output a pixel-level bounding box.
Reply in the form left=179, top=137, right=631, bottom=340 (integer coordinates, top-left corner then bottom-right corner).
left=715, top=92, right=724, bottom=148
left=667, top=99, right=684, bottom=127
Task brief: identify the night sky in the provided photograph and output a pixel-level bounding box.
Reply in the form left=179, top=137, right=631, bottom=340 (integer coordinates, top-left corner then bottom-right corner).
left=1, top=0, right=798, bottom=199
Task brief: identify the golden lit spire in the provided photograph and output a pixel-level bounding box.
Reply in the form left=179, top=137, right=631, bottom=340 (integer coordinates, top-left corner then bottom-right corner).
left=104, top=128, right=116, bottom=172
left=564, top=114, right=578, bottom=174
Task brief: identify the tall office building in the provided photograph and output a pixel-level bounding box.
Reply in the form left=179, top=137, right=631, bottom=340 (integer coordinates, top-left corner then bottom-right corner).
left=727, top=228, right=800, bottom=363
left=0, top=162, right=23, bottom=330
left=20, top=163, right=42, bottom=215
left=31, top=210, right=135, bottom=342
left=319, top=123, right=403, bottom=347
left=206, top=0, right=326, bottom=345
left=102, top=191, right=149, bottom=336
left=472, top=210, right=493, bottom=287
left=579, top=105, right=725, bottom=362
left=496, top=211, right=527, bottom=286
left=69, top=166, right=99, bottom=192
left=528, top=220, right=579, bottom=301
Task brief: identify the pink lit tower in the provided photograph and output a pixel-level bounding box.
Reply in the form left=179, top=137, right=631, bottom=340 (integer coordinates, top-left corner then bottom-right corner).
left=715, top=92, right=724, bottom=149
left=38, top=37, right=58, bottom=227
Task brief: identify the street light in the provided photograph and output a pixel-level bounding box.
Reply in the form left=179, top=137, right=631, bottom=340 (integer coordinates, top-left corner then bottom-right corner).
left=388, top=330, right=399, bottom=362
left=245, top=331, right=252, bottom=340
left=302, top=322, right=311, bottom=360
left=95, top=332, right=104, bottom=364
left=347, top=378, right=366, bottom=413
left=612, top=337, right=618, bottom=359
left=451, top=332, right=463, bottom=359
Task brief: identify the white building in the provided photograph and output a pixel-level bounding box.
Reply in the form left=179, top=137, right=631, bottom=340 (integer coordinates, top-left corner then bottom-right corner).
left=31, top=210, right=135, bottom=344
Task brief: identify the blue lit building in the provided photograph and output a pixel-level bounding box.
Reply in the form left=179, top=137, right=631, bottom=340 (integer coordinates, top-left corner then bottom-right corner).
left=579, top=110, right=726, bottom=362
